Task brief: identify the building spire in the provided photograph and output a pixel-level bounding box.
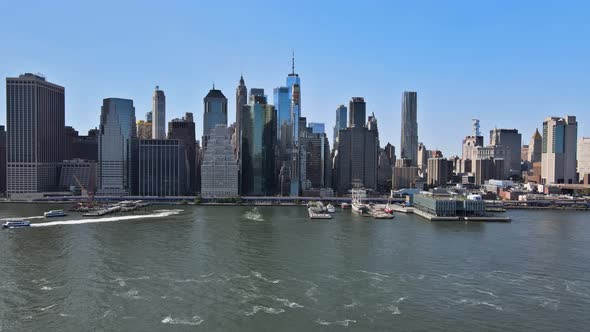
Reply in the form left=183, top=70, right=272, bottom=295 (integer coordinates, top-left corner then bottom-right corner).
left=212, top=82, right=215, bottom=90
left=291, top=51, right=295, bottom=75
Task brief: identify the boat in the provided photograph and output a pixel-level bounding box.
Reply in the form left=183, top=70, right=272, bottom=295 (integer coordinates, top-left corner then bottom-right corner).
left=308, top=207, right=332, bottom=219
left=2, top=220, right=31, bottom=228
left=44, top=210, right=67, bottom=218
left=340, top=202, right=351, bottom=209
left=326, top=204, right=336, bottom=213
left=351, top=189, right=369, bottom=214
left=384, top=204, right=394, bottom=214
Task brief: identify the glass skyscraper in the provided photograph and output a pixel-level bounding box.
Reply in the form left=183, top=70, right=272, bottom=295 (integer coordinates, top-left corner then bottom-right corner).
left=333, top=104, right=347, bottom=147
left=203, top=87, right=228, bottom=150
left=152, top=87, right=166, bottom=139
left=240, top=96, right=276, bottom=196
left=273, top=86, right=290, bottom=141
left=98, top=98, right=136, bottom=195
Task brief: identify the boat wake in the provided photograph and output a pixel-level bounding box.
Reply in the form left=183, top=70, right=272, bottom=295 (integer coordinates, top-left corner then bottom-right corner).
left=244, top=208, right=264, bottom=222
left=0, top=215, right=45, bottom=221
left=30, top=209, right=183, bottom=228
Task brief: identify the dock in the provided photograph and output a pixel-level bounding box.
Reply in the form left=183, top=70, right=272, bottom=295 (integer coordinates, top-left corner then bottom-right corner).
left=388, top=203, right=510, bottom=222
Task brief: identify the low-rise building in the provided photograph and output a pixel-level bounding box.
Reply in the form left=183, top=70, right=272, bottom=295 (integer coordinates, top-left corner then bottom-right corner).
left=413, top=192, right=486, bottom=217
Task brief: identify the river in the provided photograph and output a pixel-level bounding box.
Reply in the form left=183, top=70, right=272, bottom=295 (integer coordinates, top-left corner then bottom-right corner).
left=1, top=204, right=589, bottom=331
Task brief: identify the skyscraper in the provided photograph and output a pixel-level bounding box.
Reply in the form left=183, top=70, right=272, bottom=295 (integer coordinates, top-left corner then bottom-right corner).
left=400, top=91, right=418, bottom=166
left=274, top=86, right=290, bottom=142
left=333, top=105, right=347, bottom=148
left=490, top=128, right=522, bottom=175
left=236, top=75, right=247, bottom=159
left=152, top=86, right=166, bottom=139
left=300, top=120, right=331, bottom=190
left=578, top=137, right=590, bottom=183
left=349, top=97, right=366, bottom=128
left=132, top=139, right=187, bottom=196
left=0, top=125, right=6, bottom=193
left=6, top=73, right=65, bottom=196
left=203, top=86, right=228, bottom=150
left=168, top=113, right=197, bottom=193
left=308, top=123, right=325, bottom=134
left=427, top=157, right=450, bottom=187
left=541, top=116, right=578, bottom=184
left=97, top=98, right=136, bottom=195
left=240, top=95, right=276, bottom=196
left=528, top=128, right=542, bottom=163
left=201, top=124, right=239, bottom=198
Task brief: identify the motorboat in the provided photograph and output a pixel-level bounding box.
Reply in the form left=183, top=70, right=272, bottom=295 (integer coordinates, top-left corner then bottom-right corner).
left=326, top=204, right=336, bottom=213
left=351, top=189, right=369, bottom=214
left=2, top=220, right=31, bottom=229
left=44, top=210, right=67, bottom=218
left=384, top=204, right=394, bottom=214
left=340, top=202, right=351, bottom=209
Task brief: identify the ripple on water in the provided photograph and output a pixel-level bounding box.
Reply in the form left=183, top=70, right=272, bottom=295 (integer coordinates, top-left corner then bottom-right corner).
left=315, top=319, right=357, bottom=327
left=161, top=315, right=204, bottom=326
left=244, top=305, right=285, bottom=316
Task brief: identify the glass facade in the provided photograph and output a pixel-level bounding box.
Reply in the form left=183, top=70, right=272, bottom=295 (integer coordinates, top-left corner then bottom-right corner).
left=203, top=89, right=228, bottom=150
left=273, top=87, right=290, bottom=141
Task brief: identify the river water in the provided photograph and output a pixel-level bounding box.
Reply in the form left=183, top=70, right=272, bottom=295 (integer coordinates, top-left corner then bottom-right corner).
left=0, top=204, right=589, bottom=331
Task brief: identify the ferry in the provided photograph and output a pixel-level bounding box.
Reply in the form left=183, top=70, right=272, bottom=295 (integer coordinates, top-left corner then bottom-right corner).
left=44, top=210, right=67, bottom=218
left=326, top=204, right=336, bottom=213
left=2, top=220, right=31, bottom=229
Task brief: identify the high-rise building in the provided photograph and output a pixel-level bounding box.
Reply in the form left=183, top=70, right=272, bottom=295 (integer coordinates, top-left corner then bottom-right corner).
left=417, top=142, right=428, bottom=173
left=400, top=91, right=418, bottom=166
left=490, top=128, right=522, bottom=175
left=377, top=149, right=393, bottom=193
left=201, top=124, right=239, bottom=198
left=528, top=128, right=542, bottom=163
left=274, top=86, right=290, bottom=140
left=300, top=122, right=331, bottom=190
left=203, top=87, right=228, bottom=150
left=72, top=129, right=99, bottom=161
left=97, top=98, right=136, bottom=195
left=462, top=135, right=484, bottom=161
left=168, top=112, right=197, bottom=193
left=0, top=125, right=6, bottom=193
left=392, top=165, right=419, bottom=190
left=427, top=158, right=450, bottom=187
left=137, top=120, right=152, bottom=139
left=579, top=138, right=590, bottom=184
left=6, top=73, right=65, bottom=195
left=64, top=126, right=78, bottom=160
left=384, top=143, right=396, bottom=166
left=308, top=123, right=325, bottom=134
left=236, top=75, right=248, bottom=159
left=333, top=105, right=347, bottom=148
left=541, top=116, right=578, bottom=184
left=240, top=95, right=276, bottom=195
left=349, top=97, right=366, bottom=128
left=152, top=86, right=166, bottom=139
left=521, top=145, right=530, bottom=163
left=131, top=139, right=187, bottom=196
left=333, top=99, right=379, bottom=193
left=58, top=159, right=97, bottom=194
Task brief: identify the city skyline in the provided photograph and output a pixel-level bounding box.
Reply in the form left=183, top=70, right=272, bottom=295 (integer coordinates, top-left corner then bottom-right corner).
left=1, top=0, right=589, bottom=156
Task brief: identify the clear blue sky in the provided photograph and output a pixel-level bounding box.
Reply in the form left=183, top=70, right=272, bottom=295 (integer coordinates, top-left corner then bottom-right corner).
left=1, top=0, right=589, bottom=156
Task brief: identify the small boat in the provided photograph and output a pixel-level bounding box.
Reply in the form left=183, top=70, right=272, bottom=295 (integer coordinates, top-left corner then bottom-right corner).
left=326, top=204, right=336, bottom=213
left=340, top=202, right=351, bottom=209
left=44, top=210, right=67, bottom=218
left=2, top=220, right=31, bottom=229
left=384, top=203, right=394, bottom=214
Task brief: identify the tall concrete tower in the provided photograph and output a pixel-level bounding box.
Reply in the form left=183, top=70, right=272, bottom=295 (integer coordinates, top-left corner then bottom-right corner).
left=152, top=86, right=166, bottom=139
left=400, top=91, right=418, bottom=166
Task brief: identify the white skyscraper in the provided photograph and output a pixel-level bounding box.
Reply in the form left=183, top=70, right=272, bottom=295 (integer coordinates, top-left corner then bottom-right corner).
left=152, top=86, right=166, bottom=139
left=201, top=124, right=239, bottom=198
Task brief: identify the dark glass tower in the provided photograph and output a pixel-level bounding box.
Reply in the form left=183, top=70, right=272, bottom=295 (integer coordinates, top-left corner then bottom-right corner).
left=203, top=87, right=228, bottom=150
left=349, top=97, right=366, bottom=128
left=400, top=91, right=418, bottom=166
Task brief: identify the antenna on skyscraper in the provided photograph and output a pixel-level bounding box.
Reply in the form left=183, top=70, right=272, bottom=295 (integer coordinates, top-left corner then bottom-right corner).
left=291, top=51, right=295, bottom=75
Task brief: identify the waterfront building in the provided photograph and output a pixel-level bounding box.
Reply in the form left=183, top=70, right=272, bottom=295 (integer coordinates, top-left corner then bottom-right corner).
left=400, top=91, right=418, bottom=166
left=427, top=157, right=450, bottom=187
left=97, top=98, right=136, bottom=195
left=413, top=192, right=485, bottom=217
left=6, top=73, right=65, bottom=195
left=333, top=98, right=379, bottom=194
left=490, top=128, right=522, bottom=174
left=72, top=129, right=99, bottom=161
left=333, top=105, right=347, bottom=149
left=168, top=113, right=197, bottom=193
left=132, top=139, right=187, bottom=196
left=392, top=165, right=419, bottom=190
left=308, top=122, right=325, bottom=134
left=201, top=124, right=239, bottom=198
left=203, top=87, right=228, bottom=150
left=240, top=95, right=276, bottom=196
left=137, top=120, right=152, bottom=139
left=576, top=137, right=590, bottom=183
left=0, top=125, right=6, bottom=193
left=152, top=86, right=166, bottom=139
left=58, top=159, right=97, bottom=194
left=528, top=128, right=542, bottom=163
left=541, top=116, right=578, bottom=184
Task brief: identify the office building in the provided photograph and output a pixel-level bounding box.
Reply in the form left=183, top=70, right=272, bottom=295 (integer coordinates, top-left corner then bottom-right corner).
left=541, top=116, right=578, bottom=184
left=521, top=145, right=529, bottom=163
left=392, top=165, right=419, bottom=190
left=152, top=86, right=166, bottom=139
left=58, top=159, right=97, bottom=194
left=201, top=124, right=239, bottom=198
left=400, top=91, right=418, bottom=166
left=6, top=73, right=65, bottom=195
left=417, top=142, right=428, bottom=173
left=308, top=122, right=325, bottom=134
left=240, top=95, right=276, bottom=196
left=333, top=105, right=347, bottom=148
left=427, top=157, right=451, bottom=187
left=578, top=137, right=590, bottom=182
left=72, top=129, right=99, bottom=161
left=349, top=97, right=366, bottom=128
left=0, top=125, right=6, bottom=193
left=203, top=87, right=228, bottom=150
left=97, top=98, right=136, bottom=195
left=384, top=143, right=396, bottom=166
left=490, top=128, right=522, bottom=175
left=132, top=139, right=187, bottom=196
left=474, top=158, right=505, bottom=186
left=462, top=135, right=484, bottom=161
left=236, top=75, right=248, bottom=159
left=377, top=149, right=393, bottom=193
left=274, top=86, right=290, bottom=142
left=300, top=121, right=331, bottom=190
left=528, top=128, right=542, bottom=163
left=168, top=113, right=197, bottom=193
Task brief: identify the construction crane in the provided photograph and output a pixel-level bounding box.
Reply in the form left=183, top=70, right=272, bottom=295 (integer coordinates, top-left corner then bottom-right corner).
left=73, top=175, right=89, bottom=199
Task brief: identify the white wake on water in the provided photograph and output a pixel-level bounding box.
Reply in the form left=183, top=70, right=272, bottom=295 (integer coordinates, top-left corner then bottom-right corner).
left=30, top=209, right=183, bottom=227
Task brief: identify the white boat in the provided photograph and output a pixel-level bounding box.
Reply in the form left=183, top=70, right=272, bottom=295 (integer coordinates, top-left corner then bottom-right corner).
left=326, top=204, right=336, bottom=213
left=340, top=202, right=351, bottom=209
left=44, top=210, right=67, bottom=218
left=351, top=189, right=369, bottom=214
left=2, top=220, right=31, bottom=228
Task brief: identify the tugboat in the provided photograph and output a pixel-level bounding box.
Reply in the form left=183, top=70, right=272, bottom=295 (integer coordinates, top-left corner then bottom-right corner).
left=44, top=210, right=67, bottom=218
left=2, top=220, right=31, bottom=229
